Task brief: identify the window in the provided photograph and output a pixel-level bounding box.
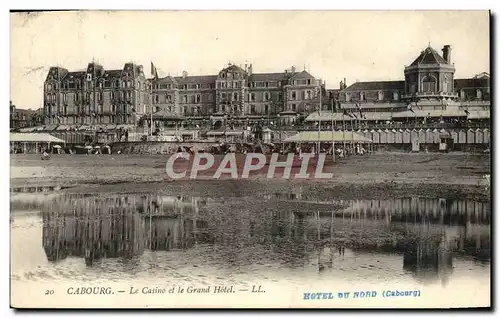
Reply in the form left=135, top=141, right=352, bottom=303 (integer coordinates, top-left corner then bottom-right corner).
left=121, top=81, right=126, bottom=88
left=265, top=82, right=269, bottom=87
left=111, top=91, right=115, bottom=100
left=392, top=91, right=399, bottom=101
left=221, top=92, right=226, bottom=100
left=422, top=76, right=437, bottom=93
left=476, top=89, right=482, bottom=99
left=63, top=94, right=67, bottom=103
left=278, top=92, right=283, bottom=101
left=250, top=93, right=255, bottom=101
left=166, top=94, right=172, bottom=102
left=359, top=92, right=365, bottom=101
left=74, top=93, right=79, bottom=102
left=154, top=95, right=159, bottom=103
left=292, top=104, right=296, bottom=111
left=250, top=105, right=256, bottom=114
left=98, top=92, right=103, bottom=101
left=291, top=91, right=296, bottom=100
left=138, top=82, right=141, bottom=90
left=104, top=80, right=111, bottom=88
left=306, top=90, right=311, bottom=100
left=460, top=90, right=465, bottom=99
left=233, top=92, right=238, bottom=101
left=264, top=105, right=269, bottom=114
left=196, top=94, right=201, bottom=103
left=307, top=79, right=311, bottom=85
left=378, top=91, right=384, bottom=101
left=183, top=95, right=188, bottom=103
left=345, top=93, right=351, bottom=102
left=264, top=92, right=269, bottom=101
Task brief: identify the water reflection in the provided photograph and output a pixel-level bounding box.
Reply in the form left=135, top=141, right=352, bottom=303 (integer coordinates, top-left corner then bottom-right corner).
left=12, top=190, right=491, bottom=285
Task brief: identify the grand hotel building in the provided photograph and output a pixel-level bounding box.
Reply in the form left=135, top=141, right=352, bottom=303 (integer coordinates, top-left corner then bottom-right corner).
left=42, top=63, right=325, bottom=127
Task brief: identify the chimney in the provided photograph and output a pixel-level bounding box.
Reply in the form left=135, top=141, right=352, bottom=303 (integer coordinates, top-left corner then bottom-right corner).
left=291, top=66, right=296, bottom=74
left=344, top=78, right=346, bottom=89
left=182, top=71, right=188, bottom=79
left=442, top=45, right=451, bottom=64
left=248, top=64, right=252, bottom=76
left=245, top=63, right=247, bottom=72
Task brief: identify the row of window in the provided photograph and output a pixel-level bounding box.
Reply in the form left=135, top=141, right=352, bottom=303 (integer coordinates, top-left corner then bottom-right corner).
left=46, top=80, right=150, bottom=91
left=46, top=104, right=132, bottom=115
left=344, top=91, right=401, bottom=102
left=344, top=88, right=487, bottom=102
left=151, top=79, right=316, bottom=91
left=46, top=91, right=138, bottom=104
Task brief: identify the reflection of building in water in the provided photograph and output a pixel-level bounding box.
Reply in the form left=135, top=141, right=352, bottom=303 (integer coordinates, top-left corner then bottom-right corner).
left=403, top=234, right=454, bottom=286
left=342, top=198, right=490, bottom=225
left=42, top=195, right=206, bottom=265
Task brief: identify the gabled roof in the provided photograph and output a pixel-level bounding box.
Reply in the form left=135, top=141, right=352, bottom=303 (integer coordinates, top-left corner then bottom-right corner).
left=174, top=75, right=218, bottom=85
left=455, top=78, right=490, bottom=90
left=249, top=72, right=287, bottom=81
left=409, top=47, right=448, bottom=66
left=155, top=76, right=179, bottom=85
left=289, top=70, right=315, bottom=80
left=343, top=81, right=405, bottom=92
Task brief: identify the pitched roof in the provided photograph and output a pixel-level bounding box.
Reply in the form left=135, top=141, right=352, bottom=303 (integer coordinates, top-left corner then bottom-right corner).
left=174, top=75, right=218, bottom=84
left=289, top=70, right=315, bottom=80
left=249, top=72, right=287, bottom=81
left=343, top=81, right=405, bottom=92
left=409, top=47, right=448, bottom=66
left=455, top=78, right=490, bottom=90
left=155, top=76, right=179, bottom=85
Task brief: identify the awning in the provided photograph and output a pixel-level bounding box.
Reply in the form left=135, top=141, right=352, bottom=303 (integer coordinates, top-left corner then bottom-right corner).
left=19, top=127, right=37, bottom=133
left=284, top=131, right=373, bottom=143
left=44, top=124, right=59, bottom=131
left=392, top=109, right=467, bottom=118
left=306, top=112, right=355, bottom=122
left=55, top=125, right=71, bottom=131
left=467, top=111, right=490, bottom=119
left=360, top=113, right=392, bottom=121
left=279, top=110, right=298, bottom=116
left=206, top=131, right=225, bottom=136
left=10, top=133, right=65, bottom=143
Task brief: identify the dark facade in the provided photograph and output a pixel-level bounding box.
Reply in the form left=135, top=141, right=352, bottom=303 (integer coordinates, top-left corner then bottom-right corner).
left=43, top=62, right=152, bottom=126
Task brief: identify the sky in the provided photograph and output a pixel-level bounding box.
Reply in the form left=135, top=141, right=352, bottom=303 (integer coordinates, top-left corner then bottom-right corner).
left=10, top=10, right=490, bottom=110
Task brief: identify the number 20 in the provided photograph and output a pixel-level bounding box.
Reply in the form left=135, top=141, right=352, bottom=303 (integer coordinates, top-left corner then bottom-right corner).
left=45, top=290, right=54, bottom=295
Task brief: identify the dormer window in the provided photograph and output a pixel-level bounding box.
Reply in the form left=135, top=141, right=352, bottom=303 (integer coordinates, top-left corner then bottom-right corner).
left=476, top=89, right=482, bottom=99
left=359, top=92, right=365, bottom=101
left=345, top=93, right=351, bottom=102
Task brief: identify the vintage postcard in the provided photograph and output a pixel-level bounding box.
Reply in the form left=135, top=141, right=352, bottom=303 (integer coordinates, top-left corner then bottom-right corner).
left=9, top=10, right=491, bottom=309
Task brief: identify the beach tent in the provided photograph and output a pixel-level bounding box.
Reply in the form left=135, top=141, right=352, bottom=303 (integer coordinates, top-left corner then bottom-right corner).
left=10, top=133, right=65, bottom=143
left=284, top=131, right=373, bottom=143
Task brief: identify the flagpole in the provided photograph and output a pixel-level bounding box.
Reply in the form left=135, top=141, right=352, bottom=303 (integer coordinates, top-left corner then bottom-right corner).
left=331, top=99, right=335, bottom=163
left=318, top=88, right=321, bottom=155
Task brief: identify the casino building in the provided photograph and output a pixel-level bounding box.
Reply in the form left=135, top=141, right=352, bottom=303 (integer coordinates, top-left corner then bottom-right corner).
left=307, top=45, right=490, bottom=126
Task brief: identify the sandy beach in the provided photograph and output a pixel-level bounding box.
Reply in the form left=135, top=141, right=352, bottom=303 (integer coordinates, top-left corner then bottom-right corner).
left=9, top=152, right=490, bottom=201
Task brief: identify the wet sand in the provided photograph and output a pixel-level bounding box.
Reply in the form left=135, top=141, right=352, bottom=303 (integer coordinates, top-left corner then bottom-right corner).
left=10, top=152, right=490, bottom=201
